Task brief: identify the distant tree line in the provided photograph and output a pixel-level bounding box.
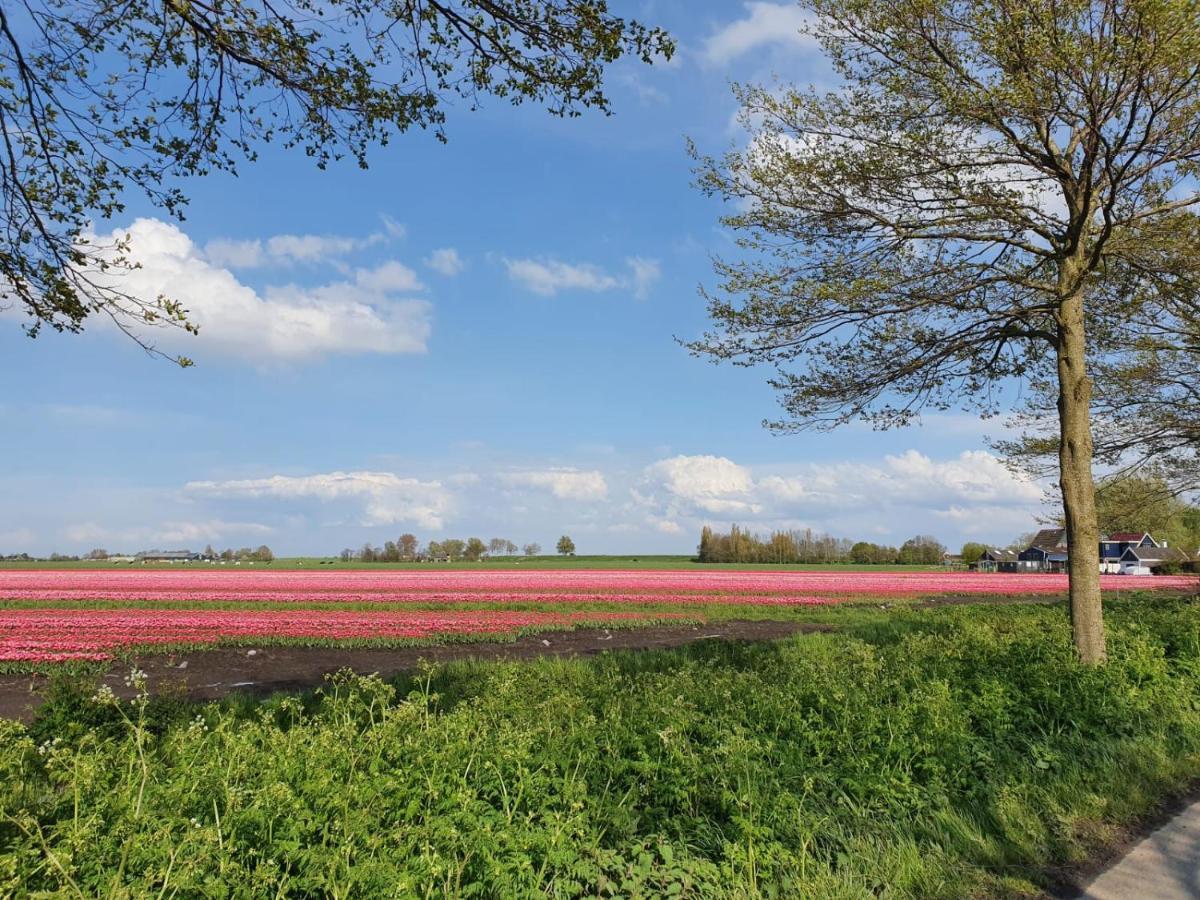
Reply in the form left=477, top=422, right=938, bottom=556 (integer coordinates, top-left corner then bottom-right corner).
left=0, top=545, right=275, bottom=562
left=698, top=526, right=947, bottom=566
left=341, top=535, right=564, bottom=563
left=2, top=551, right=96, bottom=562
left=201, top=545, right=275, bottom=562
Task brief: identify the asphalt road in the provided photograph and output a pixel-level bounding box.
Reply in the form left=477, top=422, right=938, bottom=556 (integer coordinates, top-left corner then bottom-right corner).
left=1083, top=801, right=1200, bottom=899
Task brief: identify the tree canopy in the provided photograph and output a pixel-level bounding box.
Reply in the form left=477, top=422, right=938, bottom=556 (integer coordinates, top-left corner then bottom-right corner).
left=1085, top=471, right=1200, bottom=551
left=0, top=0, right=671, bottom=361
left=999, top=304, right=1200, bottom=495
left=688, top=0, right=1200, bottom=663
left=960, top=542, right=989, bottom=565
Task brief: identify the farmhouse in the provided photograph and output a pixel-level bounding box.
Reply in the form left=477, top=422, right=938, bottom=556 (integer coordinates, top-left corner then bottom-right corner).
left=1018, top=528, right=1070, bottom=573
left=1100, top=531, right=1157, bottom=561
left=976, top=548, right=1020, bottom=572
left=1119, top=544, right=1192, bottom=575
left=1010, top=528, right=1193, bottom=574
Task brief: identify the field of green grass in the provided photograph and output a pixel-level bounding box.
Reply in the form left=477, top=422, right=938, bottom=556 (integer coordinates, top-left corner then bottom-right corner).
left=0, top=554, right=942, bottom=571
left=5, top=596, right=1200, bottom=897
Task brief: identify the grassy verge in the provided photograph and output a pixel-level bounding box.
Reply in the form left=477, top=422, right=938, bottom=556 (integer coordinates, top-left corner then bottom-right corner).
left=3, top=598, right=1200, bottom=897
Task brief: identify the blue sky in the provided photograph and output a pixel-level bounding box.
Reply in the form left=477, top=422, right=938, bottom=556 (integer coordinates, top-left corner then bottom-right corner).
left=1, top=1, right=1047, bottom=556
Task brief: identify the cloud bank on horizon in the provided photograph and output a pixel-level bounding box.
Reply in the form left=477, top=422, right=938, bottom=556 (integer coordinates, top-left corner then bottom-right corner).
left=0, top=449, right=1046, bottom=555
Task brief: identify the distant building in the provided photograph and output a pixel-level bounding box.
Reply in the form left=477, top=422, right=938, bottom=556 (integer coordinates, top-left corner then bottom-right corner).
left=136, top=550, right=201, bottom=562
left=1011, top=528, right=1191, bottom=574
left=1100, top=532, right=1158, bottom=564
left=1119, top=544, right=1191, bottom=574
left=976, top=548, right=1020, bottom=572
left=1019, top=528, right=1070, bottom=573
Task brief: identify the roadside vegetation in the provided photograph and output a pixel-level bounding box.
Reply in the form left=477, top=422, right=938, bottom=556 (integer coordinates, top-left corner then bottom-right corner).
left=4, top=597, right=1200, bottom=896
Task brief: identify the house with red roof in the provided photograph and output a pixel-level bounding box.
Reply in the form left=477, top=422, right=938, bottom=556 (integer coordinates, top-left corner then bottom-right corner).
left=1100, top=532, right=1157, bottom=562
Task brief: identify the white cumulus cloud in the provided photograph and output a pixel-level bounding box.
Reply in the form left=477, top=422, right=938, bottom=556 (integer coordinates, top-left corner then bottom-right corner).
left=202, top=238, right=265, bottom=269
left=703, top=2, right=817, bottom=65
left=87, top=218, right=432, bottom=363
left=425, top=248, right=465, bottom=276
left=186, top=471, right=453, bottom=529
left=504, top=256, right=662, bottom=298
left=626, top=257, right=662, bottom=299
left=882, top=449, right=1043, bottom=504
left=637, top=450, right=1043, bottom=538
left=501, top=468, right=609, bottom=501
left=205, top=231, right=388, bottom=269
left=504, top=258, right=620, bottom=296
left=379, top=214, right=407, bottom=239
left=643, top=455, right=760, bottom=515
left=350, top=260, right=423, bottom=293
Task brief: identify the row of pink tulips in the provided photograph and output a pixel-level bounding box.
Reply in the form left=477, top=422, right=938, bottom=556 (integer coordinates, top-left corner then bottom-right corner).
left=0, top=589, right=841, bottom=606
left=0, top=608, right=681, bottom=662
left=0, top=569, right=1193, bottom=602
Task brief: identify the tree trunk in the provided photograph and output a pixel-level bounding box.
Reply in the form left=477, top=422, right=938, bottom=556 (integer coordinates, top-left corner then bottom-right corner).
left=1056, top=284, right=1106, bottom=665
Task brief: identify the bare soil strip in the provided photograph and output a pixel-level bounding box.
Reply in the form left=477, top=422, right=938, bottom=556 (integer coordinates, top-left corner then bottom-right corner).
left=0, top=620, right=828, bottom=723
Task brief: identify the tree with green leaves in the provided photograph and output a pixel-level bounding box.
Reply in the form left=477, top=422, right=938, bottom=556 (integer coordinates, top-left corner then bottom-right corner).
left=464, top=537, right=488, bottom=561
left=850, top=541, right=894, bottom=565
left=998, top=305, right=1200, bottom=498
left=960, top=543, right=989, bottom=565
left=556, top=535, right=575, bottom=555
left=898, top=536, right=945, bottom=566
left=688, top=0, right=1200, bottom=664
left=0, top=0, right=672, bottom=362
left=1080, top=471, right=1199, bottom=551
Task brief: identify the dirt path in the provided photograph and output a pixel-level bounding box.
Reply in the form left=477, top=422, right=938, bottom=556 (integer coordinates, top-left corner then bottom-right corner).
left=0, top=619, right=828, bottom=723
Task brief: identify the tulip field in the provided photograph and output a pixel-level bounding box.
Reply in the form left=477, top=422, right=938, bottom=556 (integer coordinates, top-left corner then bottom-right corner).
left=0, top=567, right=1193, bottom=665
left=0, top=609, right=692, bottom=663
left=5, top=573, right=1200, bottom=897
